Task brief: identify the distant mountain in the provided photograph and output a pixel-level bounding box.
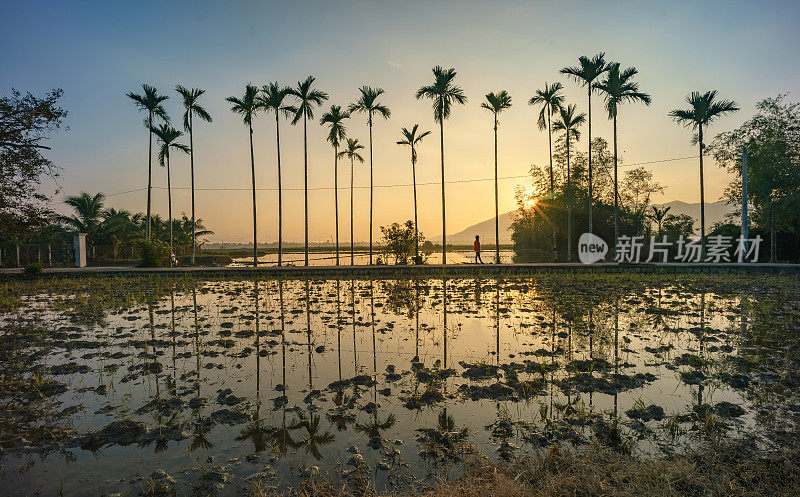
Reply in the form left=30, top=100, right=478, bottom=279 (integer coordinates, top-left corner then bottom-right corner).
left=434, top=211, right=517, bottom=244
left=654, top=200, right=731, bottom=230
left=435, top=200, right=733, bottom=244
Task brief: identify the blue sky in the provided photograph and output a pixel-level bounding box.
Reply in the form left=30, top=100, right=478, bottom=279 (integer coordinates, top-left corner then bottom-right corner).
left=3, top=0, right=799, bottom=242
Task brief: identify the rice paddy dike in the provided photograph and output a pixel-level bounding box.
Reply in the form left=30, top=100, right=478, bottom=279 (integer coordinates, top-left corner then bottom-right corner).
left=1, top=272, right=799, bottom=496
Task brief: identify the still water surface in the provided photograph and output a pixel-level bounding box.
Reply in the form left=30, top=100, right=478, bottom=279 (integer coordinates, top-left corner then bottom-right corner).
left=1, top=276, right=796, bottom=495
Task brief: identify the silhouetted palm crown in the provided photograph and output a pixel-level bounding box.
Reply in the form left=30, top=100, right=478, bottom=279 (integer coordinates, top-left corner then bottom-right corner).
left=286, top=76, right=329, bottom=123
left=397, top=124, right=432, bottom=164
left=151, top=123, right=189, bottom=163
left=175, top=86, right=212, bottom=130
left=529, top=82, right=564, bottom=129
left=258, top=82, right=293, bottom=117
left=595, top=63, right=652, bottom=118
left=561, top=53, right=608, bottom=89
left=338, top=138, right=365, bottom=162
left=552, top=104, right=586, bottom=142
left=127, top=84, right=169, bottom=122
left=416, top=66, right=467, bottom=121
left=226, top=84, right=260, bottom=126
left=481, top=90, right=512, bottom=116
left=320, top=105, right=349, bottom=148
left=348, top=86, right=390, bottom=123
left=669, top=90, right=739, bottom=129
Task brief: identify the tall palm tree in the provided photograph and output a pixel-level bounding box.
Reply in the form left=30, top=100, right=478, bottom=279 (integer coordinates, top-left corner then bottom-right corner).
left=595, top=63, right=651, bottom=254
left=338, top=138, right=365, bottom=265
left=669, top=90, right=738, bottom=257
left=415, top=66, right=467, bottom=265
left=529, top=82, right=564, bottom=261
left=151, top=123, right=190, bottom=267
left=286, top=76, right=329, bottom=266
left=126, top=84, right=169, bottom=241
left=396, top=124, right=431, bottom=262
left=348, top=86, right=391, bottom=265
left=320, top=105, right=349, bottom=266
left=481, top=91, right=512, bottom=264
left=561, top=53, right=608, bottom=235
left=226, top=84, right=261, bottom=267
left=258, top=82, right=292, bottom=266
left=552, top=104, right=586, bottom=262
left=175, top=85, right=212, bottom=266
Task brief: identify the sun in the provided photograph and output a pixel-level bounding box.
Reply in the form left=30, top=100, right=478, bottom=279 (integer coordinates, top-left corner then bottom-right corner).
left=525, top=197, right=537, bottom=209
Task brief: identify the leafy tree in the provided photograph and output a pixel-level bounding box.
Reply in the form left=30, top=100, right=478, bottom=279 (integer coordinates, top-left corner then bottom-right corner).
left=416, top=66, right=467, bottom=265
left=481, top=90, right=512, bottom=263
left=0, top=89, right=66, bottom=242
left=175, top=85, right=212, bottom=265
left=711, top=94, right=800, bottom=262
left=670, top=90, right=739, bottom=257
left=349, top=86, right=390, bottom=265
left=226, top=84, right=261, bottom=266
left=287, top=76, right=329, bottom=266
left=320, top=105, right=349, bottom=265
left=621, top=166, right=664, bottom=216
left=381, top=220, right=425, bottom=265
left=396, top=124, right=431, bottom=262
left=127, top=84, right=168, bottom=240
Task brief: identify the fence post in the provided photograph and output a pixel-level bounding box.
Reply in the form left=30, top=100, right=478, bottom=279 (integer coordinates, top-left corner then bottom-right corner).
left=16, top=244, right=21, bottom=267
left=74, top=233, right=87, bottom=268
left=48, top=244, right=52, bottom=267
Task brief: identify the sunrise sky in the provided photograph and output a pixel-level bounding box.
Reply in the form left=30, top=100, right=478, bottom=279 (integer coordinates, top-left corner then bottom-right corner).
left=3, top=0, right=799, bottom=242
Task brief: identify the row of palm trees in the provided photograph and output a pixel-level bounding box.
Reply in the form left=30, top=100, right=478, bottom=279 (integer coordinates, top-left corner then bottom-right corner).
left=128, top=56, right=738, bottom=267
left=127, top=85, right=212, bottom=266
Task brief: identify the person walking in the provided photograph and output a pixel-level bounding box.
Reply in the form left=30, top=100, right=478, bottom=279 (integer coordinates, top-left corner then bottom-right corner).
left=474, top=235, right=484, bottom=264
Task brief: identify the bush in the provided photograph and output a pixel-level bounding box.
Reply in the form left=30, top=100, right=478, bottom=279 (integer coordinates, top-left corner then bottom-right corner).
left=23, top=263, right=43, bottom=276
left=136, top=240, right=170, bottom=267
left=381, top=220, right=425, bottom=265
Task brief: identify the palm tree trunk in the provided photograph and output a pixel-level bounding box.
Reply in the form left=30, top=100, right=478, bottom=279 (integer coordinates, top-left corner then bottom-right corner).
left=276, top=113, right=283, bottom=267
left=350, top=158, right=354, bottom=265
left=698, top=125, right=705, bottom=260
left=613, top=114, right=618, bottom=260
left=249, top=122, right=257, bottom=267
left=567, top=137, right=572, bottom=262
left=334, top=145, right=340, bottom=266
left=440, top=108, right=446, bottom=266
left=587, top=87, right=593, bottom=235
left=494, top=113, right=500, bottom=264
left=303, top=114, right=309, bottom=266
left=368, top=114, right=374, bottom=265
left=548, top=108, right=556, bottom=262
left=167, top=153, right=173, bottom=267
left=146, top=110, right=153, bottom=241
left=412, top=150, right=419, bottom=262
left=189, top=112, right=196, bottom=266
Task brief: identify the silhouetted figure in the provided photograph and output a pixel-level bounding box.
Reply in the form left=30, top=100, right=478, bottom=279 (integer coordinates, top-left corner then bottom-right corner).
left=474, top=235, right=484, bottom=264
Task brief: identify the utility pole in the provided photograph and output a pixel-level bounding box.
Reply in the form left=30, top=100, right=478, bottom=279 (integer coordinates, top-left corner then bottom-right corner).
left=741, top=145, right=749, bottom=257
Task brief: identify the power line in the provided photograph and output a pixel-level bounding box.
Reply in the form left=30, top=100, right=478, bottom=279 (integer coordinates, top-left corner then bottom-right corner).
left=100, top=154, right=700, bottom=197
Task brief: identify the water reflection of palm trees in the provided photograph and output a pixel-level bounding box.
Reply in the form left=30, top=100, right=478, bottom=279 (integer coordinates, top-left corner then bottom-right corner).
left=237, top=279, right=270, bottom=453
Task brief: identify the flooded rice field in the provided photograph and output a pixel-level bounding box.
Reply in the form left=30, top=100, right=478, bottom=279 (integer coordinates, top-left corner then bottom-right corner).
left=1, top=274, right=799, bottom=496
